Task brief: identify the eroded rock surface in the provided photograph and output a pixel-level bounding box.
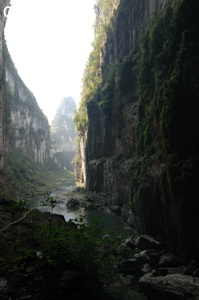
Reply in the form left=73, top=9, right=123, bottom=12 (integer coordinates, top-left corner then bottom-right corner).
left=139, top=273, right=199, bottom=300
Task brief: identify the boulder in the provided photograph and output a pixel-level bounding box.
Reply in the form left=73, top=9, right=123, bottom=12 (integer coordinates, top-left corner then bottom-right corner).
left=110, top=205, right=122, bottom=216
left=139, top=273, right=199, bottom=300
left=66, top=197, right=81, bottom=208
left=124, top=235, right=137, bottom=250
left=141, top=264, right=151, bottom=274
left=135, top=235, right=163, bottom=251
left=134, top=250, right=150, bottom=262
left=185, top=260, right=199, bottom=276
left=120, top=275, right=133, bottom=287
left=159, top=253, right=183, bottom=268
left=0, top=278, right=7, bottom=292
left=117, top=259, right=139, bottom=275
left=152, top=266, right=186, bottom=277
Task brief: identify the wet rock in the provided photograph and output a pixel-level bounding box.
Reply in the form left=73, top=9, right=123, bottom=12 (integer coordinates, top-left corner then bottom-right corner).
left=120, top=275, right=133, bottom=287
left=110, top=205, right=122, bottom=216
left=162, top=266, right=186, bottom=276
left=66, top=191, right=106, bottom=211
left=25, top=210, right=66, bottom=227
left=139, top=273, right=199, bottom=300
left=123, top=225, right=133, bottom=231
left=135, top=235, right=163, bottom=251
left=193, top=269, right=199, bottom=277
left=185, top=260, right=198, bottom=276
left=141, top=264, right=151, bottom=274
left=0, top=278, right=7, bottom=292
left=117, top=259, right=139, bottom=275
left=66, top=197, right=82, bottom=208
left=159, top=253, right=182, bottom=268
left=152, top=266, right=186, bottom=278
left=124, top=235, right=137, bottom=250
left=151, top=268, right=168, bottom=277
left=134, top=250, right=150, bottom=262
left=121, top=205, right=134, bottom=226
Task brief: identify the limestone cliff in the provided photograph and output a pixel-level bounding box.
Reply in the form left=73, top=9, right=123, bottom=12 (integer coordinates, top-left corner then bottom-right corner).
left=3, top=43, right=50, bottom=164
left=75, top=0, right=199, bottom=262
left=51, top=97, right=76, bottom=171
left=0, top=0, right=10, bottom=170
left=0, top=2, right=50, bottom=166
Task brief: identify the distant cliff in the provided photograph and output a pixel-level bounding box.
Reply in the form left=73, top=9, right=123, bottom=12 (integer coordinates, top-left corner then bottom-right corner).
left=51, top=97, right=76, bottom=171
left=75, top=0, right=199, bottom=262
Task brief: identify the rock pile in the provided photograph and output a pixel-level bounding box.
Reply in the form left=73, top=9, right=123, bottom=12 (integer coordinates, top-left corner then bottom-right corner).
left=66, top=191, right=108, bottom=210
left=117, top=234, right=199, bottom=299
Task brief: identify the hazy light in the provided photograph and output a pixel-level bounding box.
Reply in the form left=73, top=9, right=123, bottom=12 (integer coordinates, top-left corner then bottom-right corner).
left=5, top=0, right=96, bottom=123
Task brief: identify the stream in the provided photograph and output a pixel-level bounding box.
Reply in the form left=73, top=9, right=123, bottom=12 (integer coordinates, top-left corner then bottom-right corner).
left=26, top=182, right=133, bottom=236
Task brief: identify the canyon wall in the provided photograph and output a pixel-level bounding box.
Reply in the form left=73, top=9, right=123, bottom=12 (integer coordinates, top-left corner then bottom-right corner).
left=76, top=0, right=199, bottom=262
left=51, top=97, right=76, bottom=171
left=0, top=2, right=50, bottom=166
left=0, top=0, right=10, bottom=170
left=4, top=43, right=50, bottom=164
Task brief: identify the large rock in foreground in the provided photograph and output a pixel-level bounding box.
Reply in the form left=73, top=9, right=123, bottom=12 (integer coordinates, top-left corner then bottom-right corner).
left=139, top=273, right=199, bottom=300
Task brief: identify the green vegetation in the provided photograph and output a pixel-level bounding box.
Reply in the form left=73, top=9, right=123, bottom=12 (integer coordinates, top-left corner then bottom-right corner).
left=0, top=149, right=75, bottom=200
left=75, top=0, right=199, bottom=160
left=0, top=210, right=146, bottom=300
left=135, top=0, right=199, bottom=158
left=74, top=0, right=119, bottom=134
left=3, top=83, right=13, bottom=135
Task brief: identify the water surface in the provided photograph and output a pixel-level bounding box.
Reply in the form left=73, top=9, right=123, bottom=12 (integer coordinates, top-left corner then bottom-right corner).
left=27, top=183, right=133, bottom=236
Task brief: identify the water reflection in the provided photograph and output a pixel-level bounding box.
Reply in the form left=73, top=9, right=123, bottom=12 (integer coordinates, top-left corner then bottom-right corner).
left=27, top=185, right=132, bottom=236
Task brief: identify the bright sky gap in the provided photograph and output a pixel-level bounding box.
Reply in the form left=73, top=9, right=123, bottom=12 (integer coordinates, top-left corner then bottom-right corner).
left=5, top=0, right=96, bottom=123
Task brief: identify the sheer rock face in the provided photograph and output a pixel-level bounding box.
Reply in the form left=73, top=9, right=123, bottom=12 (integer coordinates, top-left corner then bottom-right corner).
left=0, top=1, right=50, bottom=165
left=51, top=97, right=76, bottom=172
left=0, top=0, right=10, bottom=169
left=75, top=134, right=87, bottom=186
left=102, top=0, right=167, bottom=66
left=79, top=0, right=199, bottom=262
left=4, top=51, right=50, bottom=164
left=139, top=273, right=199, bottom=300
left=86, top=0, right=168, bottom=229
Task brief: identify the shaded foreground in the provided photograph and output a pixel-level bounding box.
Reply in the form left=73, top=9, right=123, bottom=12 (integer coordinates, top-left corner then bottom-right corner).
left=1, top=195, right=199, bottom=299
left=0, top=198, right=147, bottom=300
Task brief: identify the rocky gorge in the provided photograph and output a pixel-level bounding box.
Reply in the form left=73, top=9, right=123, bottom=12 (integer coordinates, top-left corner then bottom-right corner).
left=0, top=0, right=11, bottom=170
left=0, top=0, right=199, bottom=299
left=0, top=3, right=52, bottom=167
left=0, top=2, right=77, bottom=199
left=1, top=187, right=199, bottom=300
left=75, top=0, right=199, bottom=267
left=4, top=42, right=51, bottom=164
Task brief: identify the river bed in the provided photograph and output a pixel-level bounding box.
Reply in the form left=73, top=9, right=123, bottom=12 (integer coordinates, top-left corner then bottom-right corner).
left=27, top=183, right=133, bottom=236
